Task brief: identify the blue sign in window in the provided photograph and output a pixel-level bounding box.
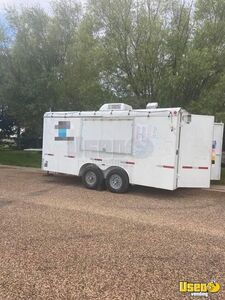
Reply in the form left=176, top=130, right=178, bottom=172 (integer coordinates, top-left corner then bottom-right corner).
left=58, top=128, right=67, bottom=138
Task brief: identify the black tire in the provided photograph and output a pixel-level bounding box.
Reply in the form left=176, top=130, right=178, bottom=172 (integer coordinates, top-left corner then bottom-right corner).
left=82, top=166, right=104, bottom=190
left=105, top=168, right=129, bottom=193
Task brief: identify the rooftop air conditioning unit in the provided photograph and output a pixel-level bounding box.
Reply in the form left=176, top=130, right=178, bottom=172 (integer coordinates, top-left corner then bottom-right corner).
left=99, top=103, right=133, bottom=111
left=146, top=102, right=159, bottom=109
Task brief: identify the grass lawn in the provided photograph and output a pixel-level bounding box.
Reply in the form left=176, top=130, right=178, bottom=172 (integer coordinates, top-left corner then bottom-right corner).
left=215, top=167, right=225, bottom=185
left=0, top=150, right=41, bottom=168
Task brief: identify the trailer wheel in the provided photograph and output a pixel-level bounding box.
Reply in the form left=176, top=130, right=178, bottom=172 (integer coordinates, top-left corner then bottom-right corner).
left=82, top=166, right=104, bottom=190
left=106, top=168, right=129, bottom=193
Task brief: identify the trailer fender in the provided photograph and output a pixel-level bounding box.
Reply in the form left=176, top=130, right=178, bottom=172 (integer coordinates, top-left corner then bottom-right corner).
left=103, top=166, right=129, bottom=179
left=79, top=163, right=98, bottom=177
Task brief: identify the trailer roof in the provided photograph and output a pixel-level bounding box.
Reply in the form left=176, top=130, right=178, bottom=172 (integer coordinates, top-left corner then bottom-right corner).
left=44, top=107, right=185, bottom=118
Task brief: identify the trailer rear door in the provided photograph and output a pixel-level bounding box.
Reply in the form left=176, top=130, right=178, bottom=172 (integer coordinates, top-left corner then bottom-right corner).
left=210, top=123, right=224, bottom=180
left=177, top=115, right=214, bottom=188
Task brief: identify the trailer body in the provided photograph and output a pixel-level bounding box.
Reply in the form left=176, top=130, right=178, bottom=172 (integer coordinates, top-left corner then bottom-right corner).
left=42, top=104, right=224, bottom=191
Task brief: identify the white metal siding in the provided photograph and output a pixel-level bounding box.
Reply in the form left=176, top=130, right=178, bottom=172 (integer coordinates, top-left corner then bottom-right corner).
left=81, top=118, right=133, bottom=155
left=211, top=123, right=224, bottom=180
left=178, top=115, right=214, bottom=188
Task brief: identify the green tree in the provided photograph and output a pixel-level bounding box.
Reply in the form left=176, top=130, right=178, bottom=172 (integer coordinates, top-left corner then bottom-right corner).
left=188, top=0, right=225, bottom=114
left=0, top=0, right=225, bottom=148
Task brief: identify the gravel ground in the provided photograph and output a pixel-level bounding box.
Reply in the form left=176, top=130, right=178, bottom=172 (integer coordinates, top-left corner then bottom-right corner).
left=0, top=165, right=224, bottom=300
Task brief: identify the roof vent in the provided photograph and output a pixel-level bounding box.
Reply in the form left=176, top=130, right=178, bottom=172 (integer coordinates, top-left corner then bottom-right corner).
left=146, top=102, right=159, bottom=109
left=99, top=103, right=133, bottom=111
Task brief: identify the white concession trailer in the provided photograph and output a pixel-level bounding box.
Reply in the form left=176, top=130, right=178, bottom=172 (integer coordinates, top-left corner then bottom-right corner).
left=42, top=103, right=224, bottom=193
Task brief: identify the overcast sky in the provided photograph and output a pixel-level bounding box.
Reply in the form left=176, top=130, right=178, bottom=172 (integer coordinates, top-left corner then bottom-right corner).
left=0, top=0, right=51, bottom=12
left=0, top=0, right=87, bottom=14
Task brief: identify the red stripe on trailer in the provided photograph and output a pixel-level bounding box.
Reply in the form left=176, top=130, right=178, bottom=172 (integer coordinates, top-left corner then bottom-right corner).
left=182, top=166, right=208, bottom=170
left=126, top=161, right=135, bottom=165
left=163, top=165, right=174, bottom=169
left=94, top=158, right=103, bottom=161
left=66, top=155, right=75, bottom=158
left=46, top=153, right=54, bottom=156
